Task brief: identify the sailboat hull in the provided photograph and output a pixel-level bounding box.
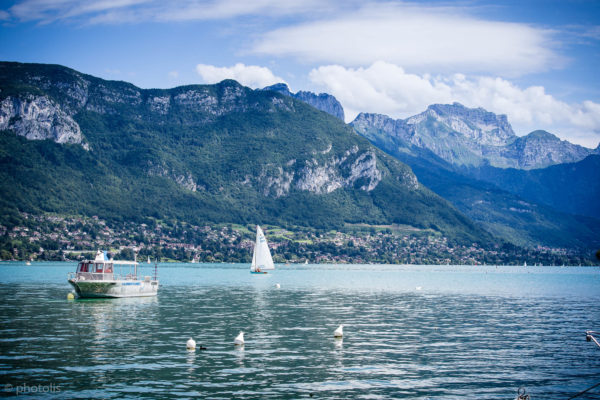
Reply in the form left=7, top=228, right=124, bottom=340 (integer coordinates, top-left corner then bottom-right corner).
left=250, top=271, right=268, bottom=274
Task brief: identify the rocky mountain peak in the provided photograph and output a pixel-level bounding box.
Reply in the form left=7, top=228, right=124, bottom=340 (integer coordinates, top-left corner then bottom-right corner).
left=352, top=112, right=411, bottom=142
left=262, top=83, right=345, bottom=121
left=507, top=129, right=592, bottom=168
left=352, top=103, right=597, bottom=170
left=262, top=83, right=292, bottom=96
left=415, top=102, right=516, bottom=147
left=524, top=130, right=559, bottom=141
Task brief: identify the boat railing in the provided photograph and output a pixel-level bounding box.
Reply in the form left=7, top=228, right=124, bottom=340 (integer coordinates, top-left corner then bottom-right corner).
left=68, top=271, right=143, bottom=281
left=68, top=272, right=118, bottom=281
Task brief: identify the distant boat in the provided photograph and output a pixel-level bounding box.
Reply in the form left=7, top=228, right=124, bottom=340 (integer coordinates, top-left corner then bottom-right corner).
left=250, top=225, right=274, bottom=274
left=147, top=256, right=151, bottom=264
left=304, top=260, right=308, bottom=265
left=191, top=255, right=198, bottom=263
left=25, top=261, right=31, bottom=266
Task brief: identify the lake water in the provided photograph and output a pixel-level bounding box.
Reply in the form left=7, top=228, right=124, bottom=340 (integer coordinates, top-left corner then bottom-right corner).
left=0, top=262, right=599, bottom=399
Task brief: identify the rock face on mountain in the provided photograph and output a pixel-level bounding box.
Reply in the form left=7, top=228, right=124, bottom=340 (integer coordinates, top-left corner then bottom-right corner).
left=352, top=103, right=596, bottom=170
left=502, top=130, right=594, bottom=169
left=0, top=94, right=85, bottom=146
left=262, top=83, right=345, bottom=121
left=0, top=62, right=487, bottom=243
left=257, top=147, right=384, bottom=198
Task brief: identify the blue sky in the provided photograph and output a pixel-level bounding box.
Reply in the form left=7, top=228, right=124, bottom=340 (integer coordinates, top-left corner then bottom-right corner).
left=1, top=0, right=599, bottom=147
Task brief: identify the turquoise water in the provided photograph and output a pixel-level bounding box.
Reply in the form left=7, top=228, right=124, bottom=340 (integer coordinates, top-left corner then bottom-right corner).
left=0, top=262, right=599, bottom=399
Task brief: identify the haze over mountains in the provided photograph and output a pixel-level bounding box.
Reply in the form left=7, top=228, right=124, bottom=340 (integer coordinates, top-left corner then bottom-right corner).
left=1, top=62, right=598, bottom=259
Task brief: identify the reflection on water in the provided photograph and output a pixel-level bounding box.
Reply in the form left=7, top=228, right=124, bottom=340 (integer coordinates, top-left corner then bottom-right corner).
left=0, top=263, right=599, bottom=398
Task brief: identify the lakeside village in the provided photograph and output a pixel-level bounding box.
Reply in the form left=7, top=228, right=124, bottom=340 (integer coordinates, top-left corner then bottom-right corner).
left=0, top=213, right=596, bottom=266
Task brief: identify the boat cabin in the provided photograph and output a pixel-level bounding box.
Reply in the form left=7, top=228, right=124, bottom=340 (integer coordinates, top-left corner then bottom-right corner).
left=72, top=251, right=139, bottom=281
left=75, top=260, right=116, bottom=280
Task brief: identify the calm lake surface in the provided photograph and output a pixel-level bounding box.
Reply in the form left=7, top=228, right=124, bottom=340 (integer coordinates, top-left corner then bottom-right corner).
left=0, top=262, right=599, bottom=399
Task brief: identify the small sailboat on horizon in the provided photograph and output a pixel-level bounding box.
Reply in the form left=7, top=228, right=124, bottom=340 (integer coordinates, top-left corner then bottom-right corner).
left=250, top=225, right=274, bottom=274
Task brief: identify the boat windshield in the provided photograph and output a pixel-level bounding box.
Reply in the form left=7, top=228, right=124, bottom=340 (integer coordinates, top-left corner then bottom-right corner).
left=77, top=262, right=113, bottom=274
left=77, top=262, right=89, bottom=273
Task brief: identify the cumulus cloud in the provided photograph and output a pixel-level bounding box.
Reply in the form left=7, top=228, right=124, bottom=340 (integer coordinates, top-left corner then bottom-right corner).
left=309, top=62, right=600, bottom=148
left=196, top=63, right=285, bottom=89
left=252, top=2, right=560, bottom=77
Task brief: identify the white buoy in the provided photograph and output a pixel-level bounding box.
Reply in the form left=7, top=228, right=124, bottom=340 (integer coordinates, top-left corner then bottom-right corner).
left=186, top=337, right=196, bottom=350
left=416, top=286, right=422, bottom=291
left=275, top=283, right=281, bottom=289
left=334, top=324, right=343, bottom=338
left=234, top=331, right=245, bottom=346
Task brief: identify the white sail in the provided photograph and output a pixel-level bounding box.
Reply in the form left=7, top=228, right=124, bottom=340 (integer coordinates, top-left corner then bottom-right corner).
left=251, top=225, right=274, bottom=271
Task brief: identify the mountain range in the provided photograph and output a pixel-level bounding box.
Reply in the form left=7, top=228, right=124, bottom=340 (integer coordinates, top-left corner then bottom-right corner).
left=1, top=61, right=598, bottom=259
left=0, top=61, right=487, bottom=246
left=350, top=104, right=599, bottom=249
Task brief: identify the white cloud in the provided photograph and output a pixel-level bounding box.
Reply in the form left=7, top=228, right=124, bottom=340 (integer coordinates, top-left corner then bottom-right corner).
left=168, top=70, right=179, bottom=79
left=5, top=0, right=333, bottom=24
left=153, top=0, right=332, bottom=22
left=252, top=2, right=560, bottom=77
left=196, top=63, right=285, bottom=89
left=8, top=0, right=150, bottom=23
left=309, top=62, right=600, bottom=148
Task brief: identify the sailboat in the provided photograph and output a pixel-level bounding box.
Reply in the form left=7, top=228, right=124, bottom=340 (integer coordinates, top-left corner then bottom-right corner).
left=250, top=225, right=275, bottom=274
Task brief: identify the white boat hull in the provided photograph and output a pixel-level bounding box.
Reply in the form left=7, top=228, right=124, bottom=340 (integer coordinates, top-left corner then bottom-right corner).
left=68, top=279, right=159, bottom=298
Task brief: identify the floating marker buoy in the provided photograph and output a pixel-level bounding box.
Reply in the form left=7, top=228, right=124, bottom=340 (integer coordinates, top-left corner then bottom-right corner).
left=67, top=293, right=75, bottom=300
left=234, top=331, right=245, bottom=346
left=186, top=337, right=196, bottom=350
left=416, top=286, right=422, bottom=291
left=275, top=283, right=281, bottom=289
left=334, top=324, right=343, bottom=338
